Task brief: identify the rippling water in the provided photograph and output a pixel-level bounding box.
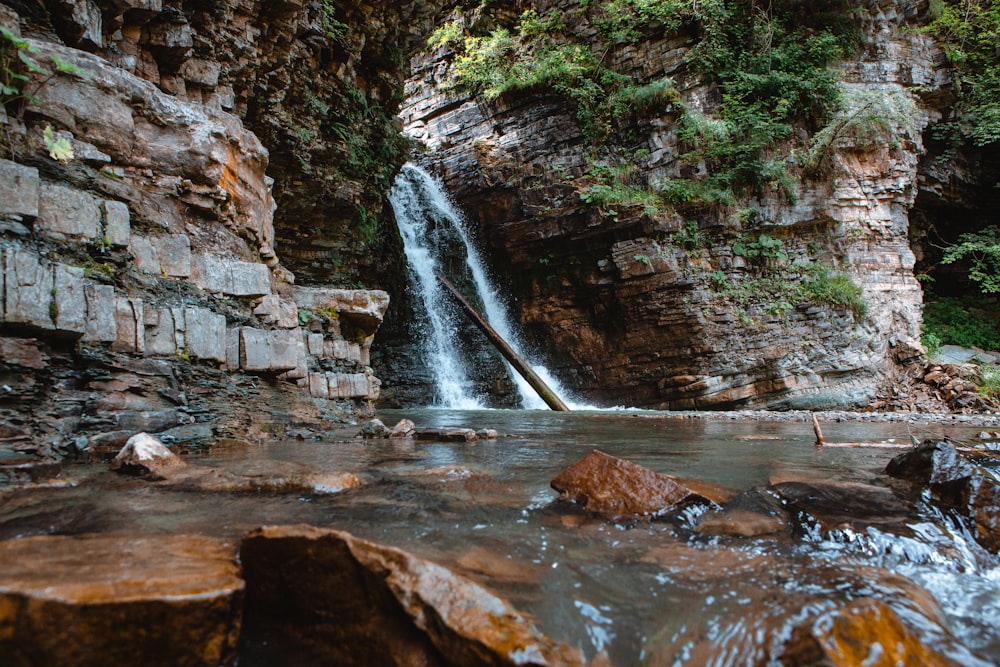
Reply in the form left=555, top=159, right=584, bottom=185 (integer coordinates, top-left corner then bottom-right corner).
left=2, top=409, right=998, bottom=664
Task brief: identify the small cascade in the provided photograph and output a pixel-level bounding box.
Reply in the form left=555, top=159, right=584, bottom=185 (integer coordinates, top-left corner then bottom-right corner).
left=389, top=163, right=580, bottom=409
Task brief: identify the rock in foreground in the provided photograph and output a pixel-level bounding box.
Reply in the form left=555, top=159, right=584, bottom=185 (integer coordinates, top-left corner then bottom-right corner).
left=239, top=524, right=584, bottom=667
left=551, top=450, right=733, bottom=520
left=0, top=534, right=243, bottom=667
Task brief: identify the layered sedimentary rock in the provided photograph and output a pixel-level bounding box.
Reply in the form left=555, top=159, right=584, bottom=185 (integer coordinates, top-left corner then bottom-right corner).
left=8, top=0, right=457, bottom=287
left=393, top=0, right=945, bottom=409
left=0, top=3, right=401, bottom=461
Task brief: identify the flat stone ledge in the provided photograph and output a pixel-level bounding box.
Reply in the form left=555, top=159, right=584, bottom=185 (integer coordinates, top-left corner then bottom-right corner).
left=0, top=533, right=244, bottom=667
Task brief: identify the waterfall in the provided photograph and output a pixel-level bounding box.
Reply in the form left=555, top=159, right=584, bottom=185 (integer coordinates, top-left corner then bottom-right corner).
left=389, top=163, right=578, bottom=409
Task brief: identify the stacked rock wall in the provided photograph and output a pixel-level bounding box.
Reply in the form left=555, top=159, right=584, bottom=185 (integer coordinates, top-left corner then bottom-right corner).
left=0, top=6, right=388, bottom=459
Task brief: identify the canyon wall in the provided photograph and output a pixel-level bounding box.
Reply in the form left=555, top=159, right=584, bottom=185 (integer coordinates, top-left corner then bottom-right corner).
left=391, top=0, right=947, bottom=409
left=0, top=0, right=452, bottom=460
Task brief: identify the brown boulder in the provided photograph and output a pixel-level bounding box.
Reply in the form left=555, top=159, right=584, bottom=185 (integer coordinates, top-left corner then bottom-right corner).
left=0, top=534, right=243, bottom=667
left=781, top=598, right=955, bottom=667
left=551, top=450, right=733, bottom=520
left=389, top=418, right=417, bottom=438
left=239, top=524, right=584, bottom=667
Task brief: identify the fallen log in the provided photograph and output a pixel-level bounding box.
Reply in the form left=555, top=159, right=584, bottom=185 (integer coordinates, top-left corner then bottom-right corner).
left=812, top=417, right=985, bottom=453
left=437, top=274, right=570, bottom=411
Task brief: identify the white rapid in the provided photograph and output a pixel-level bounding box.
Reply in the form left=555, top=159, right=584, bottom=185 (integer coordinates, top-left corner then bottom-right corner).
left=389, top=163, right=583, bottom=409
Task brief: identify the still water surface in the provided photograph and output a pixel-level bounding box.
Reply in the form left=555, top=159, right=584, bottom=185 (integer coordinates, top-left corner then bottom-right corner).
left=2, top=409, right=998, bottom=664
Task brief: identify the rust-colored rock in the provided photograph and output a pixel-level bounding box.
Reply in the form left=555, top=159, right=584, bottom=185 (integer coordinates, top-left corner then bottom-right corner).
left=551, top=450, right=732, bottom=519
left=390, top=418, right=417, bottom=437
left=642, top=547, right=987, bottom=666
left=192, top=461, right=363, bottom=495
left=239, top=524, right=584, bottom=667
left=0, top=533, right=243, bottom=667
left=781, top=598, right=955, bottom=667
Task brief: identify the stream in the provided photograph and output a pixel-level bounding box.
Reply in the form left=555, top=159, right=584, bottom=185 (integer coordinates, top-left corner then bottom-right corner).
left=3, top=409, right=998, bottom=664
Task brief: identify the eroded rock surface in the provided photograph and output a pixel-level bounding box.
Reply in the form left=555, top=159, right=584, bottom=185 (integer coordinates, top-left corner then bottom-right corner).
left=239, top=524, right=584, bottom=667
left=0, top=533, right=243, bottom=667
left=551, top=450, right=733, bottom=520
left=108, top=434, right=362, bottom=495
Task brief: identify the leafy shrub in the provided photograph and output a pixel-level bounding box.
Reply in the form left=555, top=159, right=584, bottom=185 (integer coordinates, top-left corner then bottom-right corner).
left=941, top=225, right=1000, bottom=293
left=977, top=365, right=1000, bottom=401
left=804, top=89, right=920, bottom=174
left=922, top=293, right=1000, bottom=351
left=800, top=268, right=866, bottom=319
left=733, top=233, right=787, bottom=268
left=925, top=0, right=1000, bottom=148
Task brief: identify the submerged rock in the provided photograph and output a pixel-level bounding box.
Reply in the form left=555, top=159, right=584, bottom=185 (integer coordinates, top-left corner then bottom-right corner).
left=239, top=524, right=584, bottom=667
left=0, top=458, right=63, bottom=488
left=769, top=478, right=918, bottom=538
left=781, top=598, right=958, bottom=667
left=415, top=427, right=480, bottom=442
left=192, top=461, right=363, bottom=495
left=642, top=545, right=989, bottom=666
left=887, top=440, right=1000, bottom=552
left=0, top=533, right=243, bottom=667
left=551, top=450, right=733, bottom=520
left=109, top=436, right=361, bottom=495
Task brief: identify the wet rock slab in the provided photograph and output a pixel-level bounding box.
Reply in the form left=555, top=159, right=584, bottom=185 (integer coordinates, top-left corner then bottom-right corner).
left=887, top=440, right=1000, bottom=552
left=769, top=478, right=918, bottom=537
left=0, top=533, right=243, bottom=667
left=239, top=524, right=584, bottom=667
left=110, top=432, right=362, bottom=495
left=551, top=450, right=734, bottom=520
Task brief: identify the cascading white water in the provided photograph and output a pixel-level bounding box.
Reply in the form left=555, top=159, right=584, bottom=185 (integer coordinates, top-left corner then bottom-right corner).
left=389, top=164, right=483, bottom=408
left=389, top=163, right=583, bottom=409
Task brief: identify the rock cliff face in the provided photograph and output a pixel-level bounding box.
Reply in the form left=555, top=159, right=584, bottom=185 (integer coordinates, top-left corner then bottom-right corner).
left=0, top=0, right=451, bottom=459
left=392, top=0, right=946, bottom=409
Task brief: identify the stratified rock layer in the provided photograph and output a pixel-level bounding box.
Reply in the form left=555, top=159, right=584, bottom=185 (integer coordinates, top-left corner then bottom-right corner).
left=0, top=533, right=244, bottom=667
left=391, top=0, right=941, bottom=410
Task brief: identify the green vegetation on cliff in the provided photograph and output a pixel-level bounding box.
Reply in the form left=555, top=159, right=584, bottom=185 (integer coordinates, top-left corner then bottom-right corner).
left=926, top=0, right=1000, bottom=148
left=431, top=0, right=858, bottom=206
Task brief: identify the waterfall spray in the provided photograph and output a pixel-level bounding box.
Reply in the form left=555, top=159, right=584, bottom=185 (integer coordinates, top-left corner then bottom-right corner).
left=389, top=163, right=580, bottom=409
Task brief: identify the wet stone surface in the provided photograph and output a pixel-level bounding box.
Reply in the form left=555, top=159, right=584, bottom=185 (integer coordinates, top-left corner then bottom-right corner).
left=887, top=440, right=1000, bottom=552
left=551, top=450, right=734, bottom=520
left=0, top=533, right=244, bottom=667
left=239, top=524, right=585, bottom=667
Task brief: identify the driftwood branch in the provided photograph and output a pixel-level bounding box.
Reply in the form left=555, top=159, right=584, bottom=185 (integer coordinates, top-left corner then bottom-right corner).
left=437, top=274, right=570, bottom=412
